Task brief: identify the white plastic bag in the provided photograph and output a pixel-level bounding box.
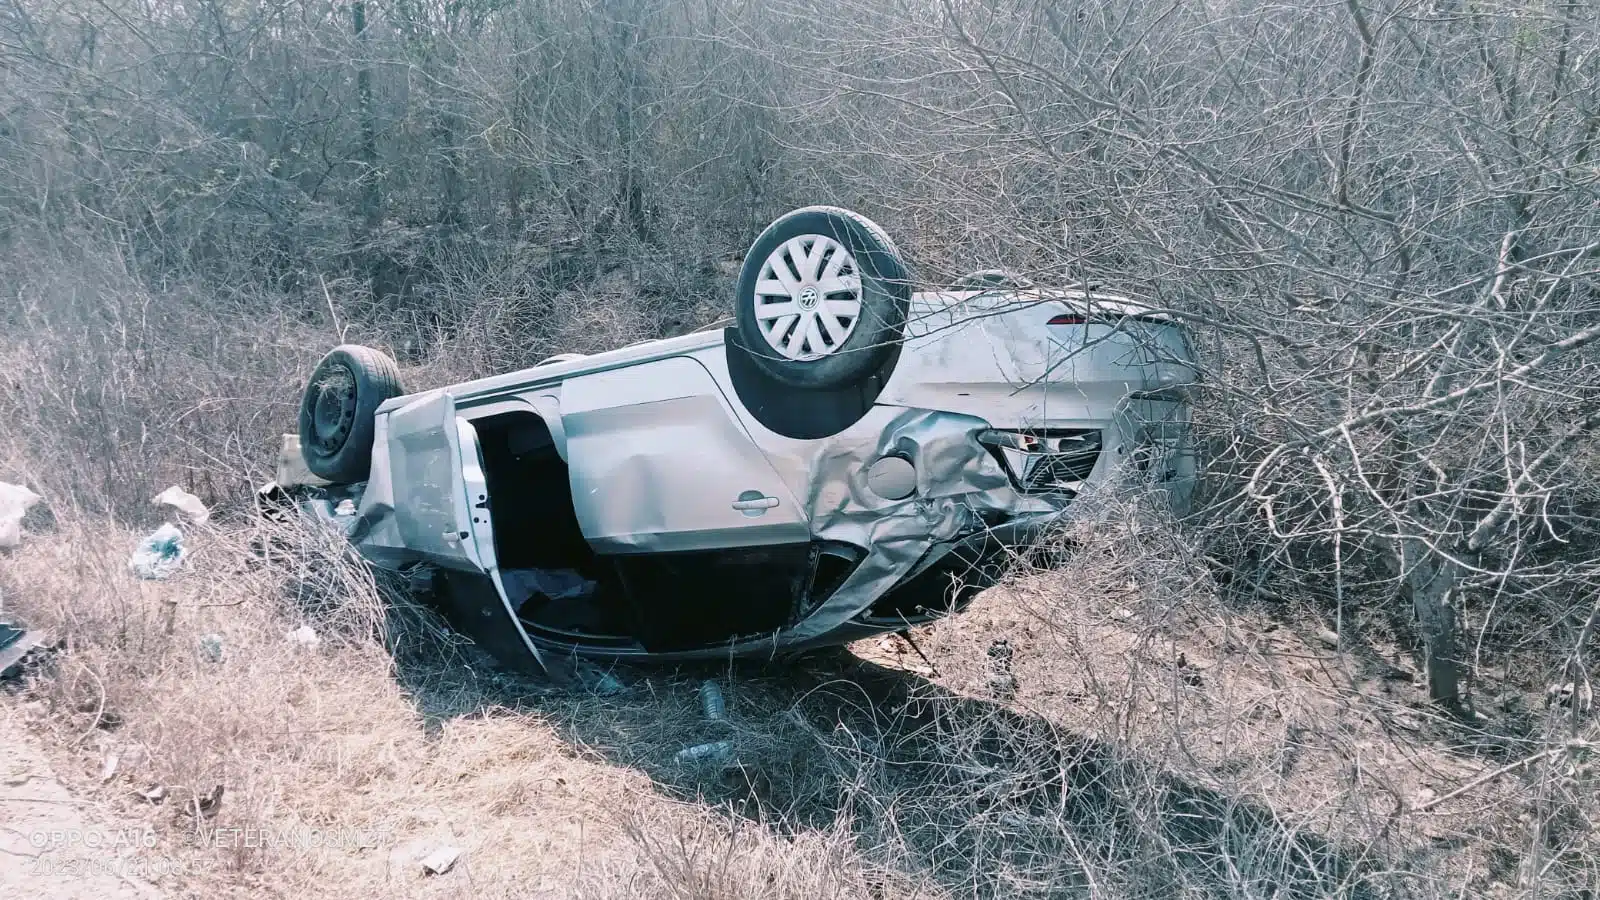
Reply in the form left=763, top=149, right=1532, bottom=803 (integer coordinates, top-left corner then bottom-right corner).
left=130, top=523, right=187, bottom=579
left=153, top=486, right=210, bottom=525
left=0, top=482, right=42, bottom=550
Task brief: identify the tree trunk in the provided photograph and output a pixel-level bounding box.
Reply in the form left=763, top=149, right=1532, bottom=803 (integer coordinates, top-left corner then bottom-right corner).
left=1398, top=537, right=1463, bottom=709
left=351, top=0, right=397, bottom=306
left=436, top=110, right=465, bottom=228
left=607, top=0, right=651, bottom=240
left=353, top=0, right=380, bottom=233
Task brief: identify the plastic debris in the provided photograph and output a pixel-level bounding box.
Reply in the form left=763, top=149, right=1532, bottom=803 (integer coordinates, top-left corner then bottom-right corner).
left=301, top=499, right=355, bottom=536
left=419, top=846, right=462, bottom=875
left=153, top=485, right=209, bottom=525
left=700, top=680, right=726, bottom=721
left=669, top=682, right=733, bottom=768
left=198, top=633, right=224, bottom=663
left=285, top=625, right=321, bottom=649
left=0, top=482, right=42, bottom=550
left=0, top=622, right=49, bottom=680
left=130, top=523, right=187, bottom=579
left=675, top=740, right=735, bottom=766
left=334, top=498, right=357, bottom=516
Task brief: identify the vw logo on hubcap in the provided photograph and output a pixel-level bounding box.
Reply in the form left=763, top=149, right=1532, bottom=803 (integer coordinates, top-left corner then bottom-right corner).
left=797, top=286, right=820, bottom=310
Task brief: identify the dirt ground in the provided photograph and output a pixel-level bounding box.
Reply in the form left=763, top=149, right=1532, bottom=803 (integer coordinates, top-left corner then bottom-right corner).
left=1, top=706, right=162, bottom=898
left=0, top=513, right=1593, bottom=899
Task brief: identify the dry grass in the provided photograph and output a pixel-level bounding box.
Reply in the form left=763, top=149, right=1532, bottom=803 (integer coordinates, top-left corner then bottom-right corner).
left=0, top=511, right=924, bottom=898
left=4, top=490, right=1594, bottom=899
left=869, top=496, right=1600, bottom=899
left=1, top=239, right=1594, bottom=899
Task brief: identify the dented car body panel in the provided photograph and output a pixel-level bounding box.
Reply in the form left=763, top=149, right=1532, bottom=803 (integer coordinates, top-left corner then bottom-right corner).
left=306, top=287, right=1198, bottom=665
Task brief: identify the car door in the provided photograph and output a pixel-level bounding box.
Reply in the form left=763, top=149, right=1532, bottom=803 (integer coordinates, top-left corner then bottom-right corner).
left=384, top=389, right=495, bottom=572
left=559, top=355, right=810, bottom=555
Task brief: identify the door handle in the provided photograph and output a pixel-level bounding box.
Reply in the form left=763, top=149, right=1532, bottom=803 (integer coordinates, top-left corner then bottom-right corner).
left=732, top=492, right=779, bottom=514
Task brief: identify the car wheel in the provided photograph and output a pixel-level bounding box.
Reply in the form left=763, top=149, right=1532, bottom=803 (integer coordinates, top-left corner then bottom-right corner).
left=953, top=268, right=1033, bottom=291
left=733, top=206, right=910, bottom=390
left=297, top=344, right=405, bottom=483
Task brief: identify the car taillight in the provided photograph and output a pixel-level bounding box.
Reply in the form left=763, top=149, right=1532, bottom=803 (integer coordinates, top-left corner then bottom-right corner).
left=1047, top=314, right=1086, bottom=325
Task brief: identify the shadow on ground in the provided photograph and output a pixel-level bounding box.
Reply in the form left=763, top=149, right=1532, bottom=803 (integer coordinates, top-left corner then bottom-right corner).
left=385, top=605, right=1398, bottom=900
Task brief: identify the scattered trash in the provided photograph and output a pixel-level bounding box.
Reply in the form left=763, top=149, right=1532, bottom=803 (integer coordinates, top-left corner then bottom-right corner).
left=99, top=753, right=120, bottom=783
left=130, top=523, right=187, bottom=579
left=302, top=498, right=363, bottom=537
left=198, top=633, right=224, bottom=663
left=671, top=682, right=733, bottom=768
left=0, top=482, right=42, bottom=550
left=1316, top=629, right=1341, bottom=649
left=137, top=784, right=167, bottom=803
left=0, top=622, right=49, bottom=680
left=284, top=625, right=321, bottom=649
left=700, top=680, right=726, bottom=721
left=674, top=740, right=735, bottom=766
left=1111, top=607, right=1136, bottom=623
left=153, top=485, right=210, bottom=525
left=419, top=845, right=462, bottom=875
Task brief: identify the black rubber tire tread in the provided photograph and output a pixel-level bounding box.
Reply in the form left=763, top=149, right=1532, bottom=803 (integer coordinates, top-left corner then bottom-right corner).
left=724, top=326, right=900, bottom=440
left=297, top=344, right=405, bottom=483
left=732, top=206, right=910, bottom=390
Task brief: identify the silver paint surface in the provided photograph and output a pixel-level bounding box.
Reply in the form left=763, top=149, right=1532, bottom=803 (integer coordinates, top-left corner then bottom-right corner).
left=310, top=289, right=1197, bottom=663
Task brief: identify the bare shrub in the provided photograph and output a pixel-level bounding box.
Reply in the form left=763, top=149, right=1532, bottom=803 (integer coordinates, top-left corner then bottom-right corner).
left=573, top=811, right=917, bottom=900
left=1, top=0, right=1596, bottom=895
left=871, top=489, right=1600, bottom=899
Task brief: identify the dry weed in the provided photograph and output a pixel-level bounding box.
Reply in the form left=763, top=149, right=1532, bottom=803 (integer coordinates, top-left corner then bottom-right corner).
left=2, top=489, right=1595, bottom=898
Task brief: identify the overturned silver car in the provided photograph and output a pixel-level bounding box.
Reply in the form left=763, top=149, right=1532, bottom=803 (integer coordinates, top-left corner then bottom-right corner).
left=286, top=207, right=1196, bottom=667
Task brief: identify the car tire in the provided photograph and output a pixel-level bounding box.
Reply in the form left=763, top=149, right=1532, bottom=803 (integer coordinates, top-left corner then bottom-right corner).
left=733, top=206, right=910, bottom=390
left=297, top=344, right=405, bottom=483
